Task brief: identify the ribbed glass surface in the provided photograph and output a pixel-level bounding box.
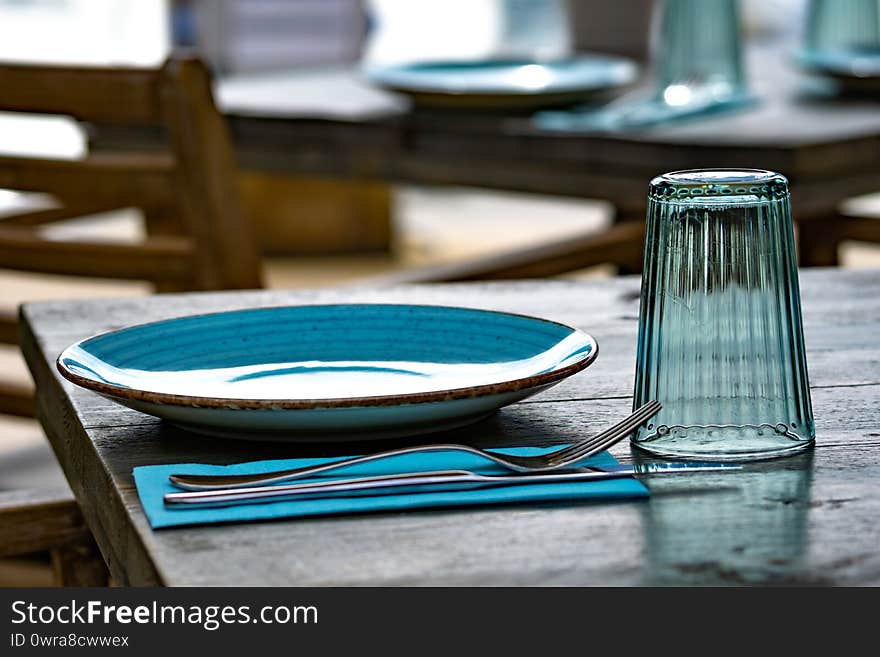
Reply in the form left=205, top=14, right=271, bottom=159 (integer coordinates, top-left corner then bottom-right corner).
left=633, top=170, right=815, bottom=460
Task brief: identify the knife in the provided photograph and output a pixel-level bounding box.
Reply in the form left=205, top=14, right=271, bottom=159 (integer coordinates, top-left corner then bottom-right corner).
left=164, top=462, right=741, bottom=509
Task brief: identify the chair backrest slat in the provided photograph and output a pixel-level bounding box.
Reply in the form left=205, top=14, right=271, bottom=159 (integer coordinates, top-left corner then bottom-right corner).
left=0, top=154, right=176, bottom=207
left=0, top=64, right=162, bottom=125
left=0, top=226, right=195, bottom=282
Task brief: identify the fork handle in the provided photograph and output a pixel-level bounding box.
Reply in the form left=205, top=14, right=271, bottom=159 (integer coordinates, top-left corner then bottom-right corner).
left=169, top=444, right=485, bottom=491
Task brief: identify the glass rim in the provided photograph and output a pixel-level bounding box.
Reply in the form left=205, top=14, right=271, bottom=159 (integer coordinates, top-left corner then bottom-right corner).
left=651, top=168, right=787, bottom=186
left=648, top=168, right=790, bottom=205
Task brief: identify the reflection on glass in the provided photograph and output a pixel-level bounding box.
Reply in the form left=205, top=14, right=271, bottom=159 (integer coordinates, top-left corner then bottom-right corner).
left=638, top=450, right=815, bottom=585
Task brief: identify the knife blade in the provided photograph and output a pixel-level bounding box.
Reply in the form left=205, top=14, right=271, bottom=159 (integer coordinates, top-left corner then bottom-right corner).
left=599, top=461, right=743, bottom=474
left=164, top=462, right=741, bottom=509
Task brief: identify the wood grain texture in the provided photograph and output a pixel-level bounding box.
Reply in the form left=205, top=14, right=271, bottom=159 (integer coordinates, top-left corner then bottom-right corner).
left=19, top=269, right=880, bottom=586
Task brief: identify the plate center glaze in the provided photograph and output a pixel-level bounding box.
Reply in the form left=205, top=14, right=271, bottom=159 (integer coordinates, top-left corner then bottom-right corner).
left=63, top=330, right=590, bottom=401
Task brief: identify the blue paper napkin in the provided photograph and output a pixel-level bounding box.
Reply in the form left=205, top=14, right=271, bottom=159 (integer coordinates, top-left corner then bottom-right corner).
left=133, top=446, right=649, bottom=529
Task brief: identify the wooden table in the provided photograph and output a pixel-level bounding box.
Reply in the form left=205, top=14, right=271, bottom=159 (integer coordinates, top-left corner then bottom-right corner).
left=20, top=268, right=880, bottom=586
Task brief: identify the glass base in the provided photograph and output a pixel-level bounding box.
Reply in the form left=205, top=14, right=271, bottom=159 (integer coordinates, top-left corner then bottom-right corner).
left=631, top=426, right=815, bottom=462
left=535, top=90, right=756, bottom=132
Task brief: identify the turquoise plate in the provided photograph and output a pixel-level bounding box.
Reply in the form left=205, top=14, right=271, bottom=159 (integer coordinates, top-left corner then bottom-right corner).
left=57, top=305, right=598, bottom=441
left=364, top=56, right=638, bottom=109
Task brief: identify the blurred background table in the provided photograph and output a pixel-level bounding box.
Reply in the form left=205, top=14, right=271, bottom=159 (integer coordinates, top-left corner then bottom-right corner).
left=19, top=268, right=880, bottom=585
left=91, top=44, right=880, bottom=268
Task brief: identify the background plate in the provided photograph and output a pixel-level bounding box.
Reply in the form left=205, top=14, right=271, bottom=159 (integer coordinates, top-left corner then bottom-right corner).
left=364, top=55, right=638, bottom=109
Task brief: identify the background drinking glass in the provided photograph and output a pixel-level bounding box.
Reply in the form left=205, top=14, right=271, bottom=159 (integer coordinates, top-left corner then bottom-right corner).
left=536, top=0, right=753, bottom=131
left=651, top=0, right=747, bottom=106
left=804, top=0, right=880, bottom=57
left=632, top=169, right=815, bottom=461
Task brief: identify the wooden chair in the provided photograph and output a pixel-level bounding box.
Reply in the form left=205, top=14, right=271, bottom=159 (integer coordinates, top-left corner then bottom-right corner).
left=0, top=55, right=263, bottom=584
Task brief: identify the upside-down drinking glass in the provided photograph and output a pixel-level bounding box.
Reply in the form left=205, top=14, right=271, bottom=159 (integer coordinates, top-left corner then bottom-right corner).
left=632, top=170, right=815, bottom=461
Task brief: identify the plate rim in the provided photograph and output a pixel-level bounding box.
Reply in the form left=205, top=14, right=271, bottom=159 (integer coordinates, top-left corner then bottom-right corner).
left=795, top=47, right=880, bottom=80
left=56, top=303, right=599, bottom=411
left=363, top=54, right=638, bottom=97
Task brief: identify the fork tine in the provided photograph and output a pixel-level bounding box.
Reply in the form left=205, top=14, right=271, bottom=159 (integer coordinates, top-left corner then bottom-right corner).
left=550, top=400, right=660, bottom=460
left=568, top=401, right=660, bottom=454
left=547, top=401, right=661, bottom=465
left=546, top=421, right=639, bottom=466
left=552, top=403, right=659, bottom=464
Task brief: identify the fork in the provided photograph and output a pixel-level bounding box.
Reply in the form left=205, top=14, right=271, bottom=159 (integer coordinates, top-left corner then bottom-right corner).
left=168, top=400, right=661, bottom=491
